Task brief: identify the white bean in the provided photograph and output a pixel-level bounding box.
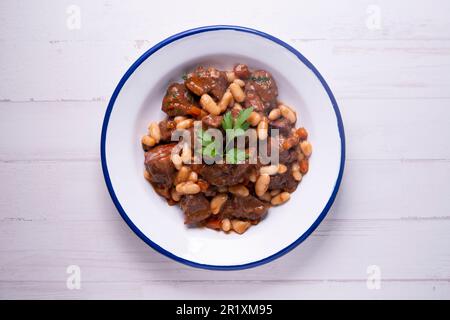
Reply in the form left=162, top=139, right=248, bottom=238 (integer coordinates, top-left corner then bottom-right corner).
left=221, top=218, right=231, bottom=232
left=200, top=93, right=221, bottom=115
left=226, top=71, right=236, bottom=83
left=292, top=170, right=302, bottom=181
left=176, top=119, right=194, bottom=129
left=188, top=171, right=198, bottom=182
left=233, top=78, right=245, bottom=87
left=143, top=169, right=151, bottom=181
left=255, top=174, right=270, bottom=197
left=257, top=117, right=268, bottom=140
left=268, top=108, right=281, bottom=120
left=211, top=194, right=228, bottom=215
left=300, top=141, right=313, bottom=158
left=271, top=192, right=290, bottom=205
left=228, top=184, right=249, bottom=197
left=278, top=164, right=288, bottom=174
left=231, top=220, right=251, bottom=234
left=171, top=189, right=182, bottom=202
left=174, top=116, right=187, bottom=124
left=175, top=166, right=190, bottom=184
left=259, top=192, right=272, bottom=202
left=141, top=135, right=156, bottom=148
left=148, top=122, right=161, bottom=143
left=176, top=181, right=201, bottom=195
left=229, top=83, right=245, bottom=103
left=260, top=164, right=279, bottom=176
left=171, top=153, right=182, bottom=170
left=279, top=104, right=296, bottom=124
left=181, top=144, right=191, bottom=164
left=218, top=90, right=233, bottom=112
left=247, top=112, right=261, bottom=126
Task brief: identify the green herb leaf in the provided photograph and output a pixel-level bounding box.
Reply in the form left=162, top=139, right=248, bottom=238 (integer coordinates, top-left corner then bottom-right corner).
left=202, top=143, right=217, bottom=158
left=226, top=148, right=248, bottom=164
left=240, top=122, right=250, bottom=131
left=197, top=129, right=213, bottom=146
left=234, top=107, right=253, bottom=129
left=233, top=128, right=246, bottom=138
left=221, top=111, right=233, bottom=130
left=250, top=76, right=270, bottom=83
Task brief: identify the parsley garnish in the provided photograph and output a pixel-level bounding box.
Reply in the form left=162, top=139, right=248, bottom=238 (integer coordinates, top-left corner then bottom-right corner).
left=197, top=107, right=254, bottom=163
left=221, top=107, right=253, bottom=164
left=225, top=147, right=248, bottom=164
left=250, top=76, right=270, bottom=83
left=197, top=129, right=219, bottom=160
left=221, top=106, right=253, bottom=135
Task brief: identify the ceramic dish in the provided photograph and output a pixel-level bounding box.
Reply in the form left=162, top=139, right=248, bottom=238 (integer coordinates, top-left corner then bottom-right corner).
left=101, top=25, right=345, bottom=270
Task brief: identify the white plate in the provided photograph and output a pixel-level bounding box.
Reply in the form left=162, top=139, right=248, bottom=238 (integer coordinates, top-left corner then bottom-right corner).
left=101, top=26, right=345, bottom=270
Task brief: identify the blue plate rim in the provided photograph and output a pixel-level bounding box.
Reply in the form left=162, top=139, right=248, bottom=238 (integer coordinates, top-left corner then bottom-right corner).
left=100, top=25, right=346, bottom=270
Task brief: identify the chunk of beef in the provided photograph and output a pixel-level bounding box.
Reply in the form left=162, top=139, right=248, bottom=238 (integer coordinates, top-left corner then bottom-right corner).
left=203, top=185, right=218, bottom=197
left=152, top=184, right=171, bottom=199
left=202, top=114, right=223, bottom=128
left=194, top=163, right=254, bottom=187
left=220, top=195, right=269, bottom=220
left=180, top=194, right=211, bottom=224
left=184, top=66, right=228, bottom=100
left=244, top=89, right=265, bottom=112
left=144, top=143, right=177, bottom=187
left=268, top=170, right=299, bottom=192
left=159, top=119, right=177, bottom=142
left=245, top=70, right=278, bottom=111
left=270, top=117, right=293, bottom=137
left=162, top=83, right=202, bottom=117
left=233, top=64, right=250, bottom=79
left=279, top=148, right=298, bottom=164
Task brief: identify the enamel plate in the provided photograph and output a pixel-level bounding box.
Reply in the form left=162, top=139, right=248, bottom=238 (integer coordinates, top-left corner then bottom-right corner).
left=101, top=26, right=345, bottom=270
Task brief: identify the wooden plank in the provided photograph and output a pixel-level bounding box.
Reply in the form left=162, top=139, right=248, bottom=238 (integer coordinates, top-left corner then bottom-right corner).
left=0, top=280, right=449, bottom=299
left=0, top=101, right=102, bottom=161
left=1, top=0, right=449, bottom=300
left=0, top=40, right=449, bottom=100
left=1, top=0, right=449, bottom=41
left=0, top=219, right=449, bottom=282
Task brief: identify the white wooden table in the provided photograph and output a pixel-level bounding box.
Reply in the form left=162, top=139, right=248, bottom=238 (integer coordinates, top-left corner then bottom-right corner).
left=1, top=0, right=449, bottom=299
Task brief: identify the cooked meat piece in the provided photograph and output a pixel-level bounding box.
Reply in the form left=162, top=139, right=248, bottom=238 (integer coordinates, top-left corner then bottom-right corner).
left=244, top=89, right=265, bottom=112
left=159, top=119, right=177, bottom=142
left=162, top=83, right=202, bottom=117
left=203, top=186, right=218, bottom=197
left=280, top=132, right=300, bottom=152
left=270, top=117, right=293, bottom=137
left=279, top=148, right=298, bottom=164
left=152, top=184, right=171, bottom=199
left=220, top=195, right=269, bottom=220
left=264, top=135, right=298, bottom=164
left=144, top=143, right=177, bottom=187
left=202, top=114, right=223, bottom=128
left=204, top=217, right=222, bottom=230
left=268, top=171, right=298, bottom=192
left=245, top=70, right=278, bottom=111
left=233, top=64, right=250, bottom=79
left=194, top=163, right=254, bottom=187
left=180, top=194, right=211, bottom=224
left=185, top=66, right=228, bottom=100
